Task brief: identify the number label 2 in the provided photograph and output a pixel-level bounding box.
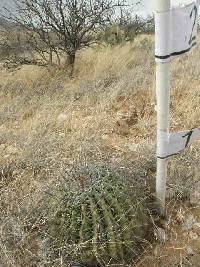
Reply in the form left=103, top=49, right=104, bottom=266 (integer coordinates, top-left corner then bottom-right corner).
left=189, top=5, right=198, bottom=45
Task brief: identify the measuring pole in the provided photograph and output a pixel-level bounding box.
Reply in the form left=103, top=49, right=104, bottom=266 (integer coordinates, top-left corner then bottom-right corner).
left=155, top=0, right=171, bottom=216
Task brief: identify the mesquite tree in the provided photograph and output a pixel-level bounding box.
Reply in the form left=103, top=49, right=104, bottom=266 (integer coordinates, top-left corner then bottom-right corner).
left=3, top=0, right=125, bottom=71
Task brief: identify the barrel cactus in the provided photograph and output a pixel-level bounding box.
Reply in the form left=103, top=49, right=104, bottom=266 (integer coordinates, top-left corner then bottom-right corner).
left=48, top=167, right=152, bottom=266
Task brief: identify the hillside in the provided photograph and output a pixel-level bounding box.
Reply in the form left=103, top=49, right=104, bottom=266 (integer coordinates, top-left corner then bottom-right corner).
left=0, top=36, right=200, bottom=266
left=0, top=17, right=14, bottom=29
left=0, top=17, right=7, bottom=28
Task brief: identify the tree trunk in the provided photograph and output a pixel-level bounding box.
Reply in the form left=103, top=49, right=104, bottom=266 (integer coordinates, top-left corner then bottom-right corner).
left=68, top=53, right=76, bottom=77
left=69, top=53, right=75, bottom=65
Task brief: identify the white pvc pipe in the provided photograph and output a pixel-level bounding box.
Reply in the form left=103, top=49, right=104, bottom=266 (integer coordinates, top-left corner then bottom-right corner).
left=155, top=0, right=171, bottom=216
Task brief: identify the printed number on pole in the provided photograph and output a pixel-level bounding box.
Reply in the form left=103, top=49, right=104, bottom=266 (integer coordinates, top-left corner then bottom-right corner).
left=155, top=1, right=199, bottom=62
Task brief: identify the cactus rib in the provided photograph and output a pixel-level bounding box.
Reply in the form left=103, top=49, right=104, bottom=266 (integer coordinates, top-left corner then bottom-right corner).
left=98, top=198, right=117, bottom=258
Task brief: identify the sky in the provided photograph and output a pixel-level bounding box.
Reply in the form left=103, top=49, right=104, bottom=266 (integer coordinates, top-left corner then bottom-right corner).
left=139, top=0, right=194, bottom=16
left=0, top=0, right=195, bottom=17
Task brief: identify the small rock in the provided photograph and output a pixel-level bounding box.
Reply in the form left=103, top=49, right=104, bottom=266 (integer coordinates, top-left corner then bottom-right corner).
left=154, top=227, right=167, bottom=243
left=3, top=154, right=10, bottom=158
left=57, top=113, right=68, bottom=123
left=183, top=215, right=196, bottom=231
left=101, top=134, right=108, bottom=140
left=189, top=231, right=198, bottom=240
left=186, top=246, right=194, bottom=256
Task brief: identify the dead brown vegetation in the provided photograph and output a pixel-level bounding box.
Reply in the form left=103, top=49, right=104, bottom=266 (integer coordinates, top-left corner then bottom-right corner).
left=0, top=35, right=200, bottom=266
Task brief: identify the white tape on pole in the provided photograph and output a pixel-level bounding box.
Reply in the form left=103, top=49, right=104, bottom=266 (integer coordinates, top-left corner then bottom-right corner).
left=157, top=128, right=200, bottom=159
left=155, top=1, right=199, bottom=62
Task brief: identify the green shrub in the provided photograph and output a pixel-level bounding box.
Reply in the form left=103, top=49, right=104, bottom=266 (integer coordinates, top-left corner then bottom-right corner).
left=100, top=26, right=125, bottom=45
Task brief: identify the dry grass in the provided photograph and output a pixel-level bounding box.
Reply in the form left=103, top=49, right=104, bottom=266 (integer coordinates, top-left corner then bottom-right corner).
left=0, top=35, right=200, bottom=266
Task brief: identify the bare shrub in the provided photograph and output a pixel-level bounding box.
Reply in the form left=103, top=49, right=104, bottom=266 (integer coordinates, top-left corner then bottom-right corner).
left=2, top=0, right=127, bottom=73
